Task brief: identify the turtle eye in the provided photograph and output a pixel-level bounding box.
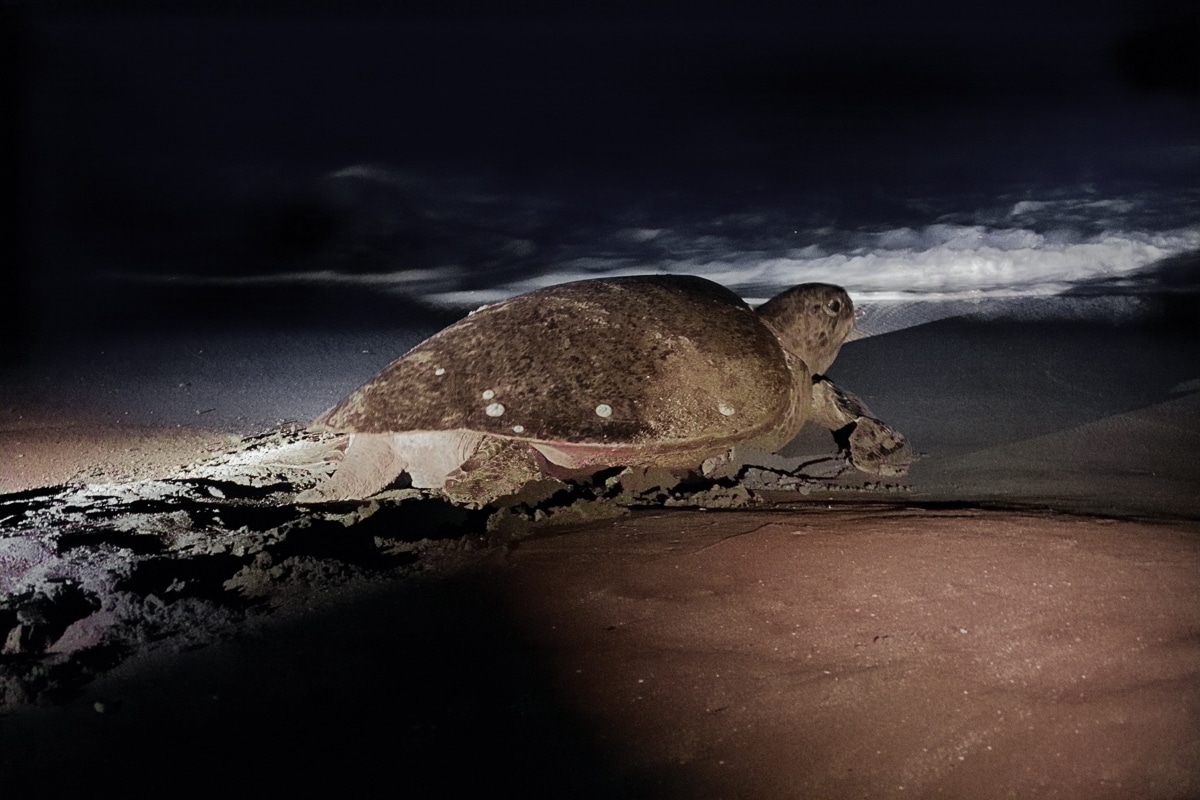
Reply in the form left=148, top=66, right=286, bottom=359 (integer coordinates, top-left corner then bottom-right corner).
left=824, top=298, right=842, bottom=316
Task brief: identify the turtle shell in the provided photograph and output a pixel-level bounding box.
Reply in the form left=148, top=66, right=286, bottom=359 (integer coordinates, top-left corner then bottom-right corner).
left=314, top=276, right=799, bottom=453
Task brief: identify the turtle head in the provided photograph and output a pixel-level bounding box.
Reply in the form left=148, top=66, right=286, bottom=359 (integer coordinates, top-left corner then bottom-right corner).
left=755, top=283, right=855, bottom=376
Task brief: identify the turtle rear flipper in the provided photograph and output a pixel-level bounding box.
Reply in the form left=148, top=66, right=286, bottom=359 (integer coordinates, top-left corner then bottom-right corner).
left=442, top=438, right=546, bottom=507
left=295, top=430, right=485, bottom=503
left=295, top=432, right=406, bottom=503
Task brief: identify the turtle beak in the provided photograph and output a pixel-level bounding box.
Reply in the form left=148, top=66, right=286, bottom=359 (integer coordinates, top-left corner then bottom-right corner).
left=845, top=306, right=869, bottom=342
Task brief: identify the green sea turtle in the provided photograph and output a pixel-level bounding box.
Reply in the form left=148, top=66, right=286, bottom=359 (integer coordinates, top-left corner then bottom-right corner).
left=296, top=275, right=909, bottom=505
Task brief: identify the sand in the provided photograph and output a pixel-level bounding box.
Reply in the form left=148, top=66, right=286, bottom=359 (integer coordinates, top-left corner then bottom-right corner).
left=2, top=309, right=1199, bottom=797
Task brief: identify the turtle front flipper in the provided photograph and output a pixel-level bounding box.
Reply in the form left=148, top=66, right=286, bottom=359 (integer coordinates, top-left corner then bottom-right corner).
left=810, top=378, right=912, bottom=477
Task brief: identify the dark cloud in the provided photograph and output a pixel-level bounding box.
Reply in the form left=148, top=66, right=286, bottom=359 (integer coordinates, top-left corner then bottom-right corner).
left=1113, top=1, right=1200, bottom=95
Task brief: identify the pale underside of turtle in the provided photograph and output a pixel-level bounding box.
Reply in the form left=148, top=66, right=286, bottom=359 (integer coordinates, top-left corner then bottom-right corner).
left=296, top=275, right=910, bottom=506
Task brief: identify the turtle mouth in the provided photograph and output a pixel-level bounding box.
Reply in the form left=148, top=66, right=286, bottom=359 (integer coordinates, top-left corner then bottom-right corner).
left=843, top=306, right=868, bottom=342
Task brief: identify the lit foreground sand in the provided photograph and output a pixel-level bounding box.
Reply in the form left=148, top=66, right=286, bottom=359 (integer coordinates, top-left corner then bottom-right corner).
left=1, top=503, right=1197, bottom=798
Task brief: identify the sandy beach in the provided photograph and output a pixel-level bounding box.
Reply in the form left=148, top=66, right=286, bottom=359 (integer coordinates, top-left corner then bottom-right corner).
left=2, top=301, right=1198, bottom=798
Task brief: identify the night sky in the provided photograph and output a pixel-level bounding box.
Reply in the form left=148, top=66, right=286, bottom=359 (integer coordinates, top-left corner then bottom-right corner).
left=1, top=0, right=1197, bottom=364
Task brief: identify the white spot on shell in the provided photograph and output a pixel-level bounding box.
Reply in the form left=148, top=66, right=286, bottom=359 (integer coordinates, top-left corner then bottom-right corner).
left=485, top=403, right=505, bottom=417
left=595, top=403, right=613, bottom=419
left=718, top=403, right=736, bottom=416
left=434, top=367, right=446, bottom=376
left=511, top=424, right=525, bottom=434
left=481, top=389, right=495, bottom=400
